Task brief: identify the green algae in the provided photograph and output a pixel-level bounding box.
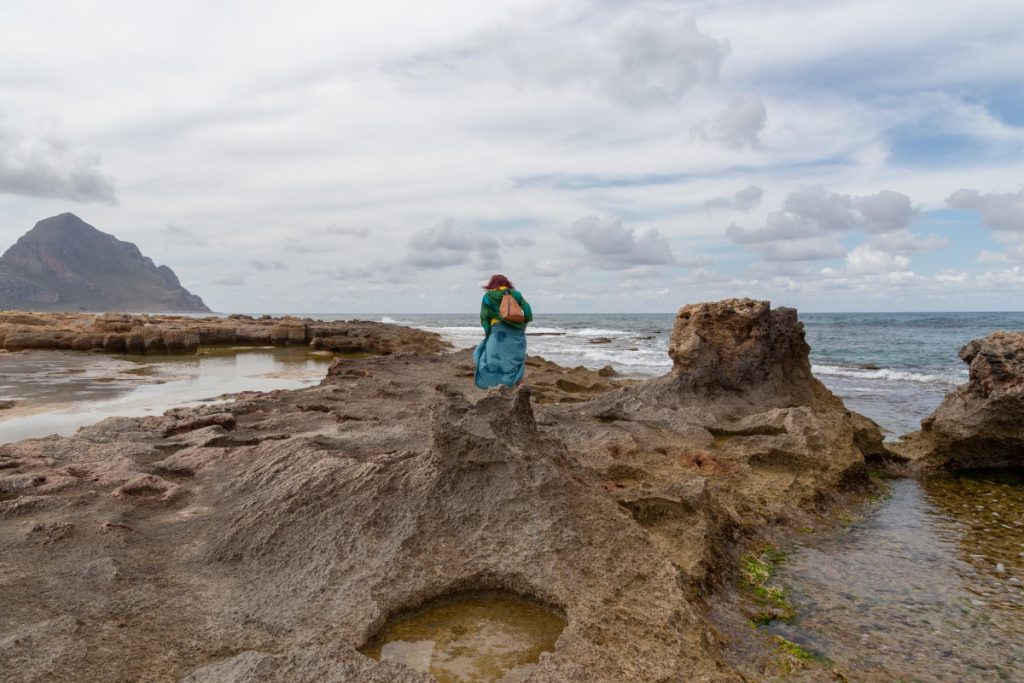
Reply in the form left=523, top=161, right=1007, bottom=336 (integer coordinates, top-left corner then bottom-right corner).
left=740, top=547, right=795, bottom=626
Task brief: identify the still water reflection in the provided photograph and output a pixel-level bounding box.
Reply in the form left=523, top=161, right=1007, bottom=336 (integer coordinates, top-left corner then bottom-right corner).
left=768, top=471, right=1024, bottom=681
left=0, top=347, right=334, bottom=443
left=361, top=593, right=565, bottom=682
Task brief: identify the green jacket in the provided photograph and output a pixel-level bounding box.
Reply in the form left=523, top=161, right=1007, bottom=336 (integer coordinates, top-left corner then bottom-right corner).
left=480, top=288, right=533, bottom=336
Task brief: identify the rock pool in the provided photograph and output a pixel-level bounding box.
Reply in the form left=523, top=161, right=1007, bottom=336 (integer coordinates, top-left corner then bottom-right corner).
left=361, top=593, right=565, bottom=682
left=766, top=470, right=1024, bottom=681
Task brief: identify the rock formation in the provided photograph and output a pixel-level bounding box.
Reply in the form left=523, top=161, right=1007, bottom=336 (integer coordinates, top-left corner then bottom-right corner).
left=896, top=331, right=1024, bottom=469
left=0, top=312, right=449, bottom=355
left=0, top=299, right=885, bottom=681
left=0, top=213, right=209, bottom=312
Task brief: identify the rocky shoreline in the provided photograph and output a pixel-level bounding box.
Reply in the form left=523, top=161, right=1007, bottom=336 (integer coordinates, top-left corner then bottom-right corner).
left=0, top=299, right=1020, bottom=681
left=894, top=331, right=1024, bottom=470
left=0, top=312, right=450, bottom=356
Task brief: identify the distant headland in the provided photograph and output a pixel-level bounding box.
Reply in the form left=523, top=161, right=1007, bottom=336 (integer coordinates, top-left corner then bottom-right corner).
left=0, top=213, right=209, bottom=312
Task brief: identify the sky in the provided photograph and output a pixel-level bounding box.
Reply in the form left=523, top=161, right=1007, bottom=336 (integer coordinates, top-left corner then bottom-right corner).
left=1, top=0, right=1023, bottom=314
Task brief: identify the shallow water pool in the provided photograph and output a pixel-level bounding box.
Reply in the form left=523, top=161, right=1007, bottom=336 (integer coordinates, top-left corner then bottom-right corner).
left=0, top=347, right=335, bottom=443
left=766, top=470, right=1024, bottom=681
left=360, top=593, right=565, bottom=682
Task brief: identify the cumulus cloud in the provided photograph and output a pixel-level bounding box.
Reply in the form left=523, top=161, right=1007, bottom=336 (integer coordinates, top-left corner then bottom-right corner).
left=947, top=188, right=1024, bottom=232
left=846, top=244, right=911, bottom=273
left=395, top=14, right=728, bottom=107
left=0, top=119, right=116, bottom=203
left=562, top=215, right=677, bottom=269
left=704, top=185, right=763, bottom=212
left=712, top=96, right=767, bottom=148
left=758, top=238, right=846, bottom=262
left=976, top=266, right=1024, bottom=289
left=728, top=187, right=919, bottom=246
left=868, top=229, right=950, bottom=253
left=250, top=259, right=289, bottom=271
left=977, top=243, right=1024, bottom=263
left=405, top=219, right=501, bottom=270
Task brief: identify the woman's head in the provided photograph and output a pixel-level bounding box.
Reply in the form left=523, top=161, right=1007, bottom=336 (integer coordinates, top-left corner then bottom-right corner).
left=483, top=274, right=513, bottom=290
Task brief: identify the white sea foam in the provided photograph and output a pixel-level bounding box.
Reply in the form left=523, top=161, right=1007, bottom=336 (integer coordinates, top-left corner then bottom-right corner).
left=811, top=364, right=962, bottom=385
left=567, top=327, right=630, bottom=337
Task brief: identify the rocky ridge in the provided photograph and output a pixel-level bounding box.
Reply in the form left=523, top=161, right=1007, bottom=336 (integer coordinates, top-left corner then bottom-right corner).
left=0, top=213, right=209, bottom=312
left=0, top=299, right=886, bottom=681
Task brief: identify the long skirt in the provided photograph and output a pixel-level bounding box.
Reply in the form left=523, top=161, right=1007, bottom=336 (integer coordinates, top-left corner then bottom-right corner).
left=473, top=323, right=526, bottom=388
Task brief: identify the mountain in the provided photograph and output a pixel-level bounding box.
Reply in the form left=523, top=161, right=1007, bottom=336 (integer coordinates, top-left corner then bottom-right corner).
left=0, top=213, right=210, bottom=312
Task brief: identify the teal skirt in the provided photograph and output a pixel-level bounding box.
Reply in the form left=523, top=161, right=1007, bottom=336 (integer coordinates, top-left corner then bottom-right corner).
left=474, top=323, right=526, bottom=388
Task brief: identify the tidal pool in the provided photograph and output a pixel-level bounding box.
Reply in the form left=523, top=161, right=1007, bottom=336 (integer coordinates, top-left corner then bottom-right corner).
left=0, top=347, right=336, bottom=443
left=766, top=470, right=1024, bottom=681
left=360, top=593, right=565, bottom=682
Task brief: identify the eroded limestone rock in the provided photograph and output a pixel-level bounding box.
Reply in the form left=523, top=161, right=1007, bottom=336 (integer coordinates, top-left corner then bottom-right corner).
left=896, top=331, right=1024, bottom=469
left=0, top=299, right=885, bottom=682
left=0, top=312, right=448, bottom=356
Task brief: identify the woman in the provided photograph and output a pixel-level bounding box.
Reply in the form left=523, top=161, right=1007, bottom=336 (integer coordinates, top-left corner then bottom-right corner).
left=474, top=274, right=533, bottom=389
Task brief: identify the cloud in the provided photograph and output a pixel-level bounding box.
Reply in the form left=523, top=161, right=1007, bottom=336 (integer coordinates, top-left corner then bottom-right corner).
left=846, top=244, right=911, bottom=273
left=316, top=224, right=370, bottom=238
left=562, top=215, right=677, bottom=269
left=711, top=95, right=767, bottom=148
left=0, top=118, right=116, bottom=203
left=977, top=242, right=1024, bottom=264
left=947, top=188, right=1024, bottom=232
left=395, top=14, right=729, bottom=107
left=404, top=219, right=500, bottom=270
left=319, top=264, right=377, bottom=280
left=704, top=185, right=763, bottom=212
left=868, top=230, right=949, bottom=253
left=758, top=237, right=846, bottom=262
left=162, top=223, right=207, bottom=245
left=728, top=187, right=919, bottom=248
left=976, top=266, right=1024, bottom=289
left=211, top=272, right=246, bottom=286
left=250, top=259, right=289, bottom=271
left=501, top=235, right=536, bottom=247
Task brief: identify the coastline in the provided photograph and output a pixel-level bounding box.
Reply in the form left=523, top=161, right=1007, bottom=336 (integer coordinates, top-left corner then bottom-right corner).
left=0, top=301, right=1021, bottom=681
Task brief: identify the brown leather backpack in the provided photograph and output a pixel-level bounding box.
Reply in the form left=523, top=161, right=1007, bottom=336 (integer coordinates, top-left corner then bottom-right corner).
left=499, top=291, right=526, bottom=324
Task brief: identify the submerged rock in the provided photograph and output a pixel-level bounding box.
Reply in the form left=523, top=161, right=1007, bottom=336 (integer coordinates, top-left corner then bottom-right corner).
left=0, top=298, right=885, bottom=681
left=896, top=331, right=1024, bottom=469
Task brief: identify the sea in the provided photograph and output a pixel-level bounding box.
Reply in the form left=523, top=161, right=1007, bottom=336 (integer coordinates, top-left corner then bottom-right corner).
left=371, top=311, right=1024, bottom=439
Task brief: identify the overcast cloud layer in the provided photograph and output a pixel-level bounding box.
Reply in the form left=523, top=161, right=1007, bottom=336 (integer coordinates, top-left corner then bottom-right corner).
left=1, top=0, right=1023, bottom=312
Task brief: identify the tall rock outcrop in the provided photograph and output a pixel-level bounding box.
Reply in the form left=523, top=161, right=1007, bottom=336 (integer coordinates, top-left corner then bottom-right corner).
left=897, top=331, right=1024, bottom=469
left=0, top=213, right=209, bottom=312
left=588, top=298, right=846, bottom=425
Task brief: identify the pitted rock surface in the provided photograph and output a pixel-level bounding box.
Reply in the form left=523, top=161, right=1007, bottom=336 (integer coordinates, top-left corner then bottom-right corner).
left=0, top=300, right=886, bottom=681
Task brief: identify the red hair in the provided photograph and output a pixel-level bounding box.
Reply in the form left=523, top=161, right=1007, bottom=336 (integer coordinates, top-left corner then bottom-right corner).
left=483, top=274, right=514, bottom=290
